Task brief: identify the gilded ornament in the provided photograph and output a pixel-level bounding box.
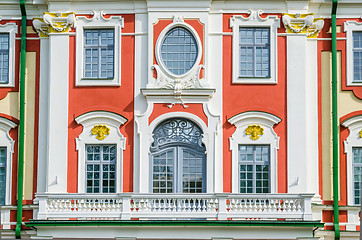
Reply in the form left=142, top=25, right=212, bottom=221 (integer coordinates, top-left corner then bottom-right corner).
left=359, top=130, right=362, bottom=138
left=91, top=125, right=110, bottom=140
left=245, top=125, right=264, bottom=140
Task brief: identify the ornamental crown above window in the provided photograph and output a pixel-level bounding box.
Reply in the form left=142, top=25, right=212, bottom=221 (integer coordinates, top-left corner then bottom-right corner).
left=149, top=15, right=208, bottom=90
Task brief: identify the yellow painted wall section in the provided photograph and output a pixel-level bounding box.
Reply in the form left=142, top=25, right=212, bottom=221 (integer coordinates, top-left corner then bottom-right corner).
left=337, top=63, right=362, bottom=119
left=23, top=52, right=36, bottom=200
left=321, top=51, right=334, bottom=201
left=0, top=92, right=19, bottom=119
left=321, top=50, right=361, bottom=201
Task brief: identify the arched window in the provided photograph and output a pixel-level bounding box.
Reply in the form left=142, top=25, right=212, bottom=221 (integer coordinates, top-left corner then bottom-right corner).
left=150, top=118, right=206, bottom=193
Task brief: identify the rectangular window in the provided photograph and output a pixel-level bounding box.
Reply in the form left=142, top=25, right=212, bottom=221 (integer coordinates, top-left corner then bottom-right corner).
left=239, top=28, right=270, bottom=78
left=353, top=147, right=362, bottom=204
left=86, top=145, right=116, bottom=193
left=0, top=147, right=6, bottom=205
left=0, top=33, right=9, bottom=84
left=239, top=145, right=270, bottom=193
left=353, top=32, right=362, bottom=82
left=84, top=29, right=114, bottom=79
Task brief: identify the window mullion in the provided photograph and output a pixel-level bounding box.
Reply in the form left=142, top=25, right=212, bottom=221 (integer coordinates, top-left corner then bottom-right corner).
left=175, top=147, right=179, bottom=193
left=253, top=29, right=257, bottom=77
left=253, top=146, right=257, bottom=193
left=99, top=146, right=103, bottom=193
left=98, top=33, right=102, bottom=79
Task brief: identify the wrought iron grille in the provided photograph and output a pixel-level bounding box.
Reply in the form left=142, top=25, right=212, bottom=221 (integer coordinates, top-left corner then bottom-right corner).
left=151, top=118, right=205, bottom=151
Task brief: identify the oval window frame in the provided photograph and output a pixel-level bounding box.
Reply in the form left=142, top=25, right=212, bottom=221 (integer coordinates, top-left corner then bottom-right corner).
left=155, top=22, right=202, bottom=78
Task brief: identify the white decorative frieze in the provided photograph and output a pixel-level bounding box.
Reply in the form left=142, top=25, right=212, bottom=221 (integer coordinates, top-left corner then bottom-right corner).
left=230, top=9, right=269, bottom=22
left=76, top=11, right=124, bottom=26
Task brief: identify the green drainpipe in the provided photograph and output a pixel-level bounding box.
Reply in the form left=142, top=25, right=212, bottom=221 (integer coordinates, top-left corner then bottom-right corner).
left=16, top=0, right=26, bottom=238
left=331, top=0, right=340, bottom=239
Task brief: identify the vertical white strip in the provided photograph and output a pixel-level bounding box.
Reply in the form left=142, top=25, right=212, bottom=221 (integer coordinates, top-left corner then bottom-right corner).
left=209, top=12, right=223, bottom=193
left=134, top=9, right=148, bottom=193
left=306, top=39, right=320, bottom=200
left=46, top=34, right=69, bottom=193
left=37, top=38, right=49, bottom=193
left=287, top=35, right=308, bottom=193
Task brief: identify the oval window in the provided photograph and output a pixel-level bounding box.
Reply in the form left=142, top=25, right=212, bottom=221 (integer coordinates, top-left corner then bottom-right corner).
left=160, top=27, right=198, bottom=76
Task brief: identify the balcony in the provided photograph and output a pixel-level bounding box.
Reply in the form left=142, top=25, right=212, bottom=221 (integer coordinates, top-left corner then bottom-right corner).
left=35, top=193, right=313, bottom=221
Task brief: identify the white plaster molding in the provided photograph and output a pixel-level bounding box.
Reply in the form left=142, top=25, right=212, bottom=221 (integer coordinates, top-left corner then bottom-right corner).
left=0, top=23, right=17, bottom=88
left=141, top=88, right=215, bottom=108
left=75, top=111, right=127, bottom=193
left=342, top=114, right=362, bottom=205
left=229, top=10, right=280, bottom=84
left=0, top=117, right=16, bottom=205
left=344, top=21, right=362, bottom=86
left=149, top=16, right=207, bottom=90
left=228, top=111, right=281, bottom=193
left=75, top=11, right=124, bottom=86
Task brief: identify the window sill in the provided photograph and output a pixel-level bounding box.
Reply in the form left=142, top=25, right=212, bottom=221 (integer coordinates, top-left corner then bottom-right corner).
left=0, top=82, right=15, bottom=88
left=76, top=78, right=121, bottom=87
left=232, top=77, right=277, bottom=84
left=347, top=81, right=362, bottom=87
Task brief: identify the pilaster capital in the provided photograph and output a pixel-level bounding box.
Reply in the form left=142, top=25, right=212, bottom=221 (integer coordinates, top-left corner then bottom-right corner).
left=33, top=12, right=75, bottom=37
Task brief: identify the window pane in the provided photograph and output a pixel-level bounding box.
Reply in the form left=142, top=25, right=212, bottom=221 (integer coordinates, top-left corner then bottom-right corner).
left=84, top=29, right=114, bottom=79
left=0, top=147, right=6, bottom=205
left=239, top=28, right=270, bottom=78
left=353, top=147, right=362, bottom=205
left=239, top=145, right=270, bottom=193
left=0, top=33, right=10, bottom=84
left=160, top=27, right=198, bottom=75
left=86, top=145, right=116, bottom=193
left=153, top=150, right=174, bottom=193
left=182, top=149, right=204, bottom=193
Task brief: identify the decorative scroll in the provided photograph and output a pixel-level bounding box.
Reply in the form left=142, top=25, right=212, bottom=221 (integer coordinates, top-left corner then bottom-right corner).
left=151, top=119, right=204, bottom=150
left=282, top=13, right=324, bottom=38
left=91, top=125, right=110, bottom=140
left=245, top=125, right=264, bottom=140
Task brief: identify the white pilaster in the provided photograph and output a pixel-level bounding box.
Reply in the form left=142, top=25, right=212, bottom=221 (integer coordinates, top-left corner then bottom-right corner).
left=46, top=33, right=69, bottom=193
left=37, top=37, right=49, bottom=194
left=209, top=11, right=223, bottom=193
left=287, top=34, right=308, bottom=193
left=133, top=5, right=148, bottom=193
left=306, top=39, right=320, bottom=199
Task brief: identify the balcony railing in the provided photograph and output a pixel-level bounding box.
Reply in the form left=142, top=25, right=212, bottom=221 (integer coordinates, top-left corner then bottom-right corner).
left=35, top=193, right=313, bottom=221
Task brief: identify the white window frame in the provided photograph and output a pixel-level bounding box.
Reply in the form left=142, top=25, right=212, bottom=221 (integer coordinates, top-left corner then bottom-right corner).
left=228, top=111, right=281, bottom=193
left=75, top=12, right=124, bottom=86
left=344, top=21, right=362, bottom=86
left=230, top=11, right=279, bottom=84
left=0, top=117, right=16, bottom=205
left=155, top=21, right=202, bottom=80
left=341, top=114, right=362, bottom=205
left=75, top=111, right=127, bottom=193
left=0, top=23, right=17, bottom=87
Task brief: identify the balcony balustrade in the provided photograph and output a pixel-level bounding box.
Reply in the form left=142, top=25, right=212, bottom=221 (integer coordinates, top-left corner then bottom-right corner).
left=35, top=193, right=313, bottom=221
